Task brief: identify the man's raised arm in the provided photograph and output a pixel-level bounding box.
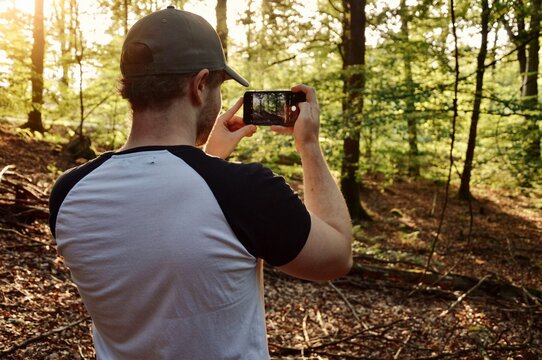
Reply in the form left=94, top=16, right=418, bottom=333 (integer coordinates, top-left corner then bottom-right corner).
left=274, top=85, right=353, bottom=281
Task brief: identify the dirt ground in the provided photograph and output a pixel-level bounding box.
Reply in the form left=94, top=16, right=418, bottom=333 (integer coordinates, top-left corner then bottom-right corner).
left=1, top=122, right=541, bottom=359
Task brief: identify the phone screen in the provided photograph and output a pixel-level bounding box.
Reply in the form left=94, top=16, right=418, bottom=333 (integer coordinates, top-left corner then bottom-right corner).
left=243, top=91, right=305, bottom=127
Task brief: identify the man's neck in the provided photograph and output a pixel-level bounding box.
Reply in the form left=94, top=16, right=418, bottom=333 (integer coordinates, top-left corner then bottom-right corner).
left=119, top=101, right=198, bottom=151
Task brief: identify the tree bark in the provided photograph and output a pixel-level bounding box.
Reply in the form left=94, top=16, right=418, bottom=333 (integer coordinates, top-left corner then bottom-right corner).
left=348, top=263, right=542, bottom=300
left=22, top=0, right=45, bottom=133
left=501, top=1, right=528, bottom=87
left=215, top=0, right=228, bottom=59
left=340, top=0, right=371, bottom=221
left=522, top=0, right=541, bottom=169
left=123, top=0, right=130, bottom=36
left=502, top=0, right=541, bottom=183
left=458, top=0, right=490, bottom=199
left=399, top=0, right=420, bottom=177
left=53, top=0, right=70, bottom=86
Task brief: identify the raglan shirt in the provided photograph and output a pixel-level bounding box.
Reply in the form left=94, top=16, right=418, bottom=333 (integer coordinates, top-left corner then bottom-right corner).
left=48, top=145, right=311, bottom=360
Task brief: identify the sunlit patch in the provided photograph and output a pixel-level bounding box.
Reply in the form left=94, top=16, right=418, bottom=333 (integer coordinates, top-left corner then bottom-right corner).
left=0, top=0, right=35, bottom=14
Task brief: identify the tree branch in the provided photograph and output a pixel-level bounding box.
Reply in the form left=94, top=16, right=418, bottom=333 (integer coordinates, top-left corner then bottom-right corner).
left=0, top=317, right=91, bottom=356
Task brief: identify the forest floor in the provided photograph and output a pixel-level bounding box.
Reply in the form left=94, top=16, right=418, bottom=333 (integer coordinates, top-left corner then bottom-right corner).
left=0, top=122, right=541, bottom=359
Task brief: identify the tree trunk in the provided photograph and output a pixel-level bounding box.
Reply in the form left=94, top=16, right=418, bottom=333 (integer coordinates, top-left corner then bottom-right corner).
left=22, top=0, right=45, bottom=133
left=458, top=0, right=490, bottom=200
left=501, top=1, right=527, bottom=83
left=522, top=0, right=541, bottom=169
left=215, top=0, right=228, bottom=59
left=399, top=0, right=419, bottom=177
left=53, top=0, right=70, bottom=87
left=123, top=0, right=130, bottom=36
left=340, top=0, right=371, bottom=221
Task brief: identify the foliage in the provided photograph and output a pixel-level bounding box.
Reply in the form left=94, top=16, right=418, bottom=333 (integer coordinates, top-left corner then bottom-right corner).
left=0, top=0, right=540, bottom=190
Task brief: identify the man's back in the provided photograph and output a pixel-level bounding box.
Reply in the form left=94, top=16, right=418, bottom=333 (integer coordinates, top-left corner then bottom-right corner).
left=49, top=146, right=310, bottom=359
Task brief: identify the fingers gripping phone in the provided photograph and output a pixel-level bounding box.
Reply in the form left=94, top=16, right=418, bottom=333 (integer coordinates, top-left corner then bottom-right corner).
left=243, top=90, right=306, bottom=127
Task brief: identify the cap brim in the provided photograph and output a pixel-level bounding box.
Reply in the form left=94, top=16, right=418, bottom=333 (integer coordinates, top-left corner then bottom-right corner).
left=225, top=65, right=249, bottom=87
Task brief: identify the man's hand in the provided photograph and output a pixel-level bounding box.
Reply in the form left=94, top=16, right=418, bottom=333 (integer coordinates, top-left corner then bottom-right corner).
left=204, top=98, right=257, bottom=159
left=270, top=85, right=320, bottom=155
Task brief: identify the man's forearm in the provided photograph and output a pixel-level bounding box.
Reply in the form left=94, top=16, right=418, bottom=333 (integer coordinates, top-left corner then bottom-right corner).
left=300, top=144, right=352, bottom=238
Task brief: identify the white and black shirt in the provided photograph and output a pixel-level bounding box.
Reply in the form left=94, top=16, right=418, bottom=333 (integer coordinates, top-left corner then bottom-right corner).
left=49, top=145, right=311, bottom=360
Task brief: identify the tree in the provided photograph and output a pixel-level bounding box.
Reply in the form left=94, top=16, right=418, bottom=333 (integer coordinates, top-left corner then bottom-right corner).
left=63, top=0, right=95, bottom=160
left=0, top=3, right=32, bottom=118
left=216, top=0, right=228, bottom=59
left=501, top=0, right=541, bottom=184
left=52, top=0, right=70, bottom=86
left=22, top=0, right=45, bottom=133
left=522, top=0, right=541, bottom=171
left=399, top=0, right=420, bottom=177
left=458, top=0, right=491, bottom=199
left=340, top=0, right=371, bottom=221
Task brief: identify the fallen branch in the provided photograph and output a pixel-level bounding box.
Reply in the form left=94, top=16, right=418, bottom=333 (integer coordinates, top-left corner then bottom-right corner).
left=353, top=253, right=438, bottom=273
left=0, top=316, right=91, bottom=356
left=349, top=263, right=542, bottom=301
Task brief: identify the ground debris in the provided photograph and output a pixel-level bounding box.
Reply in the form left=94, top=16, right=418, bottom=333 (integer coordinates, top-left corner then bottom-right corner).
left=1, top=123, right=541, bottom=359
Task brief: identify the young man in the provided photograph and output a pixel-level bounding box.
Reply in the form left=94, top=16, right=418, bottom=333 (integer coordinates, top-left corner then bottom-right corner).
left=49, top=6, right=352, bottom=360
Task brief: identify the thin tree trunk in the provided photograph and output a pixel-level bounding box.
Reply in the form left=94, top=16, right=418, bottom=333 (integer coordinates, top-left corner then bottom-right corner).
left=459, top=0, right=490, bottom=199
left=399, top=0, right=419, bottom=177
left=501, top=1, right=527, bottom=83
left=216, top=0, right=228, bottom=59
left=73, top=1, right=84, bottom=139
left=23, top=0, right=45, bottom=133
left=53, top=0, right=70, bottom=86
left=123, top=0, right=129, bottom=36
left=340, top=0, right=370, bottom=221
left=522, top=0, right=541, bottom=168
left=77, top=54, right=84, bottom=138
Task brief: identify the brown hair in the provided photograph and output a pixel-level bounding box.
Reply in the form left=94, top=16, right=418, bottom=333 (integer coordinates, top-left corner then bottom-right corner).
left=119, top=71, right=224, bottom=112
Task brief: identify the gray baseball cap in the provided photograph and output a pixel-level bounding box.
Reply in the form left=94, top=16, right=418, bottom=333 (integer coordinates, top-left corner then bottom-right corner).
left=120, top=6, right=249, bottom=87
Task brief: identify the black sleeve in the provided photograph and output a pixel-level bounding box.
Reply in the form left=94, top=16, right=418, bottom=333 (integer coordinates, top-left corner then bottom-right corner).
left=174, top=149, right=311, bottom=267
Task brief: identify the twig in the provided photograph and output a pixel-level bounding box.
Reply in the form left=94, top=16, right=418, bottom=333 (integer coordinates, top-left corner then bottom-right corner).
left=77, top=344, right=88, bottom=360
left=269, top=319, right=405, bottom=355
left=439, top=274, right=490, bottom=317
left=0, top=227, right=51, bottom=246
left=393, top=330, right=412, bottom=359
left=315, top=309, right=329, bottom=336
left=0, top=316, right=91, bottom=356
left=0, top=196, right=39, bottom=204
left=267, top=55, right=297, bottom=67
left=0, top=165, right=15, bottom=182
left=328, top=281, right=363, bottom=325
left=302, top=311, right=310, bottom=346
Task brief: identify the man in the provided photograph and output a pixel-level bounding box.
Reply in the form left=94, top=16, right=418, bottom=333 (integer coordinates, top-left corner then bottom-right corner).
left=49, top=6, right=352, bottom=360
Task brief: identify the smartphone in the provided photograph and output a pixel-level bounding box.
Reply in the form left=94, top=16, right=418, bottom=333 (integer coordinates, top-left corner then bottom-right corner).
left=243, top=90, right=306, bottom=127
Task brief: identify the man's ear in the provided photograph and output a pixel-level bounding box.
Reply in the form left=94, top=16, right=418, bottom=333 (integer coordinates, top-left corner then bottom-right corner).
left=189, top=69, right=210, bottom=106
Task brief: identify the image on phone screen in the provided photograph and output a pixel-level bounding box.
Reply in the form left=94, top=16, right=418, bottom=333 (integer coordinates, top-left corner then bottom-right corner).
left=243, top=91, right=305, bottom=127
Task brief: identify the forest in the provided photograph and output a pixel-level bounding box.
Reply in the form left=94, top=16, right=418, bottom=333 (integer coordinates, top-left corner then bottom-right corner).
left=0, top=0, right=541, bottom=358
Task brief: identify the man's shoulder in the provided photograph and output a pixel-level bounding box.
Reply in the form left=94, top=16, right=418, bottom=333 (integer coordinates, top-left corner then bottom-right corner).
left=48, top=152, right=114, bottom=237
left=168, top=147, right=276, bottom=185
left=51, top=152, right=114, bottom=192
